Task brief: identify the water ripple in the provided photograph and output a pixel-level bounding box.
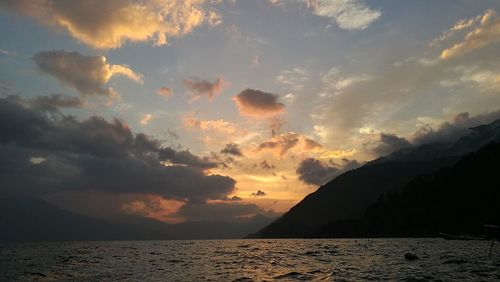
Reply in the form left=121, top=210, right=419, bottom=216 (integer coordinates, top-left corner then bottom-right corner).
left=1, top=239, right=500, bottom=281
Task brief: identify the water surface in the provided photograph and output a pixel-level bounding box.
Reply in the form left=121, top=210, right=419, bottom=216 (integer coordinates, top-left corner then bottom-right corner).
left=1, top=239, right=499, bottom=281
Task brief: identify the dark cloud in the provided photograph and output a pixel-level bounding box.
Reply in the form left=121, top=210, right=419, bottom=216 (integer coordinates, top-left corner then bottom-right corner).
left=373, top=133, right=412, bottom=157
left=158, top=147, right=219, bottom=170
left=0, top=96, right=235, bottom=204
left=220, top=143, right=243, bottom=157
left=368, top=111, right=500, bottom=159
left=250, top=190, right=266, bottom=197
left=413, top=111, right=500, bottom=145
left=296, top=158, right=360, bottom=186
left=33, top=93, right=85, bottom=108
left=32, top=50, right=142, bottom=101
left=303, top=138, right=322, bottom=150
left=233, top=88, right=285, bottom=118
left=183, top=77, right=227, bottom=101
left=257, top=132, right=300, bottom=157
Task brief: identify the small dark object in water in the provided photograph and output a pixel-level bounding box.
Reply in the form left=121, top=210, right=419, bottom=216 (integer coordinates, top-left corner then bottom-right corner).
left=484, top=225, right=500, bottom=239
left=404, top=253, right=419, bottom=261
left=484, top=225, right=499, bottom=255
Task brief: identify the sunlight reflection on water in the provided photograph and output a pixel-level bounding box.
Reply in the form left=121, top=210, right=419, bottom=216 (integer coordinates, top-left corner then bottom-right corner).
left=1, top=239, right=500, bottom=281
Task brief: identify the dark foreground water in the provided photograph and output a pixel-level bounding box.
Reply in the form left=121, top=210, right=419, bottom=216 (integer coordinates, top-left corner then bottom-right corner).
left=1, top=239, right=500, bottom=281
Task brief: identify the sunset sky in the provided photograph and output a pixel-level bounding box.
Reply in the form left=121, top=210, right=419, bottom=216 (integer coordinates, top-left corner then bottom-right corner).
left=1, top=0, right=500, bottom=223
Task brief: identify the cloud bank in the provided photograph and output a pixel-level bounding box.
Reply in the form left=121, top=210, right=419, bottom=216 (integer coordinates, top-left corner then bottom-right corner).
left=0, top=96, right=235, bottom=205
left=0, top=0, right=218, bottom=49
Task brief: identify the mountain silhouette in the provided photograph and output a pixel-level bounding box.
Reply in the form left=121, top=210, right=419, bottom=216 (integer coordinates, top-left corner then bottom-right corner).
left=322, top=141, right=500, bottom=237
left=0, top=197, right=274, bottom=242
left=250, top=119, right=500, bottom=238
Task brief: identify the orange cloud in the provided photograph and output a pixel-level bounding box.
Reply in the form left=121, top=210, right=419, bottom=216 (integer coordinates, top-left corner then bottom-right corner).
left=257, top=132, right=300, bottom=157
left=233, top=88, right=285, bottom=118
left=122, top=195, right=185, bottom=223
left=256, top=132, right=355, bottom=159
left=441, top=10, right=500, bottom=60
left=156, top=87, right=173, bottom=99
left=1, top=0, right=217, bottom=49
left=182, top=113, right=239, bottom=135
left=140, top=114, right=153, bottom=125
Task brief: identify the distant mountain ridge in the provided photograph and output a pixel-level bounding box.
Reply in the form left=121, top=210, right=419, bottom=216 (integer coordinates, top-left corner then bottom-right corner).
left=249, top=118, right=500, bottom=238
left=0, top=197, right=274, bottom=242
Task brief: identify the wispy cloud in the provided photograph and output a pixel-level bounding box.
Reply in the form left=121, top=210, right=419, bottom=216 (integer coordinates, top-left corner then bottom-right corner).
left=0, top=48, right=16, bottom=56
left=305, top=0, right=381, bottom=30
left=440, top=10, right=500, bottom=60
left=156, top=87, right=173, bottom=99
left=183, top=77, right=228, bottom=101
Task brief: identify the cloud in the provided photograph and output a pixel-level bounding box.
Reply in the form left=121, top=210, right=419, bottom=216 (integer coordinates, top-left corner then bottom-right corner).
left=269, top=117, right=287, bottom=136
left=250, top=190, right=266, bottom=197
left=311, top=61, right=449, bottom=146
left=296, top=157, right=360, bottom=185
left=442, top=66, right=500, bottom=93
left=183, top=77, right=227, bottom=101
left=121, top=195, right=185, bottom=223
left=156, top=87, right=173, bottom=99
left=257, top=132, right=300, bottom=157
left=0, top=0, right=217, bottom=49
left=276, top=67, right=309, bottom=92
left=320, top=67, right=374, bottom=93
left=158, top=147, right=219, bottom=170
left=372, top=133, right=412, bottom=157
left=207, top=10, right=223, bottom=27
left=413, top=111, right=500, bottom=146
left=368, top=111, right=500, bottom=157
left=269, top=0, right=284, bottom=6
left=182, top=113, right=240, bottom=136
left=233, top=88, right=285, bottom=118
left=0, top=96, right=235, bottom=204
left=33, top=50, right=143, bottom=102
left=256, top=132, right=334, bottom=158
left=430, top=13, right=483, bottom=46
left=220, top=143, right=243, bottom=157
left=0, top=48, right=16, bottom=56
left=250, top=54, right=260, bottom=69
left=10, top=93, right=86, bottom=110
left=140, top=114, right=153, bottom=125
left=440, top=10, right=500, bottom=60
left=305, top=0, right=381, bottom=30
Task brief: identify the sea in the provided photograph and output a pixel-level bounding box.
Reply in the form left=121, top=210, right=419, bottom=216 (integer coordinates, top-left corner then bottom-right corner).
left=1, top=238, right=500, bottom=281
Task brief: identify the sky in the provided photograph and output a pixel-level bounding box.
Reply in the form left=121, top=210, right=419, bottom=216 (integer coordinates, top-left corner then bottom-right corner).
left=1, top=0, right=500, bottom=223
